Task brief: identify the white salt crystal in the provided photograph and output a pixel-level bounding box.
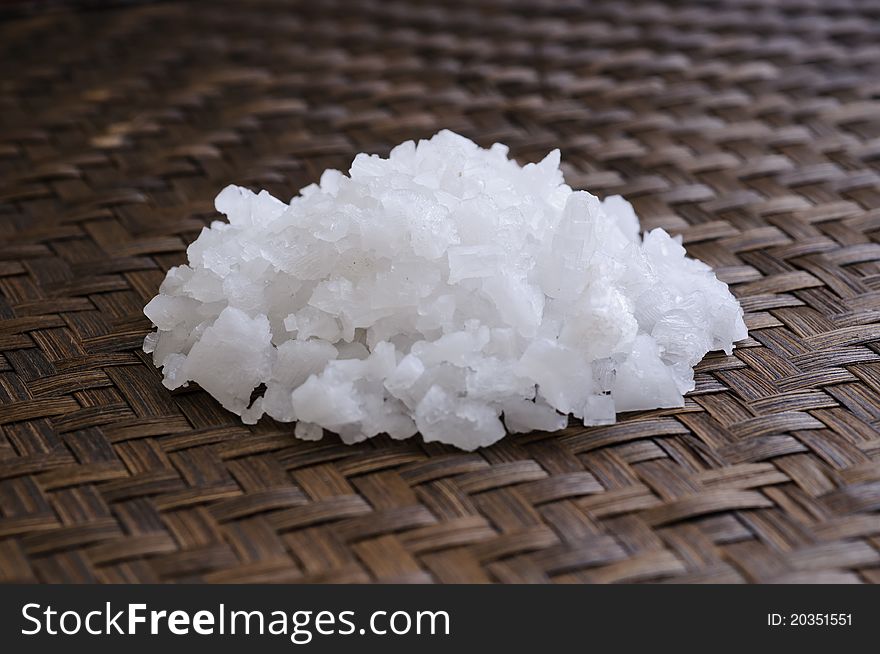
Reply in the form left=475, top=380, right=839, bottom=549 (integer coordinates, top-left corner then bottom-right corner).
left=175, top=306, right=274, bottom=415
left=144, top=130, right=747, bottom=451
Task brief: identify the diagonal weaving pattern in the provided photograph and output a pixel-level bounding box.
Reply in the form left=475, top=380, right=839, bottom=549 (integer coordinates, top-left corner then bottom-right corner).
left=0, top=0, right=879, bottom=583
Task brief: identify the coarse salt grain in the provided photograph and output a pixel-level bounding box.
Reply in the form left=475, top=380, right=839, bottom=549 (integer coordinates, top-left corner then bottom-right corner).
left=143, top=130, right=747, bottom=450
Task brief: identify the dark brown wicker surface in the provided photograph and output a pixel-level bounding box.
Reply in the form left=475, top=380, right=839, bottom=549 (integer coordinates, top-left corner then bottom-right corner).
left=1, top=0, right=880, bottom=584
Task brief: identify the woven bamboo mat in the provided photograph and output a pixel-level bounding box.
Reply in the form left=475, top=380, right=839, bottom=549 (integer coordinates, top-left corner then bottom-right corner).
left=1, top=0, right=880, bottom=584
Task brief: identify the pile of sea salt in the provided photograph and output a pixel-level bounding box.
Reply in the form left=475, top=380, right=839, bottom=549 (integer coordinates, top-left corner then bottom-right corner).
left=144, top=130, right=746, bottom=450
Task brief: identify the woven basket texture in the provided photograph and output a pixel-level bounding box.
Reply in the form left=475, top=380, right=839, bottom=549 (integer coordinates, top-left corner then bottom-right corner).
left=1, top=0, right=880, bottom=584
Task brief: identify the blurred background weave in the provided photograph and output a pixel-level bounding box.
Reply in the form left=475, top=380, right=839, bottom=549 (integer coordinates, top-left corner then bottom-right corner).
left=1, top=0, right=880, bottom=583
